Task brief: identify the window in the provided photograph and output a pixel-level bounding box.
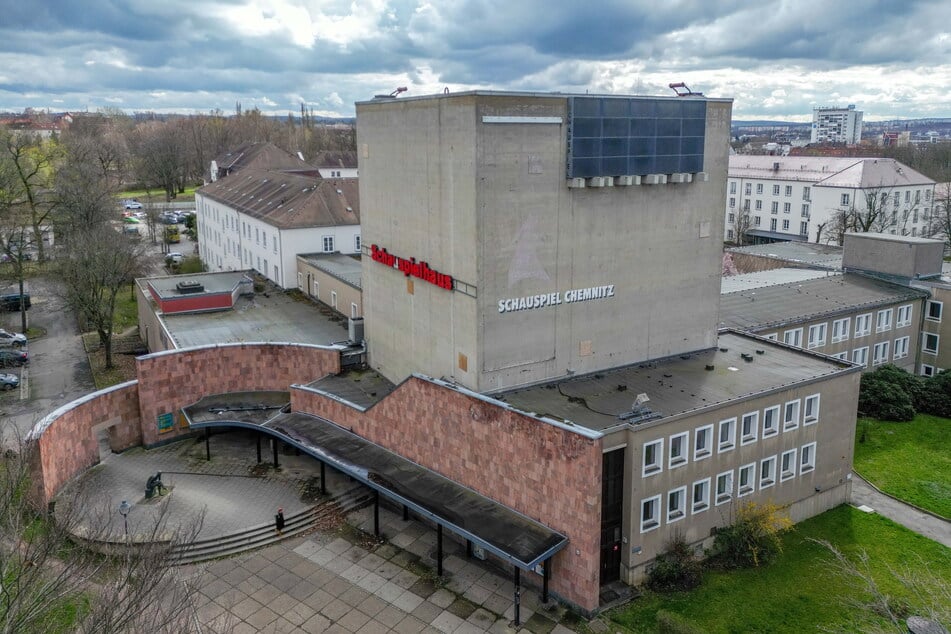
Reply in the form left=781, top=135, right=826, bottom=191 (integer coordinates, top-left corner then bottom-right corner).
left=894, top=336, right=910, bottom=360
left=313, top=280, right=319, bottom=299
left=669, top=432, right=688, bottom=469
left=255, top=227, right=259, bottom=244
left=643, top=439, right=663, bottom=476
left=852, top=346, right=869, bottom=367
left=831, top=318, right=850, bottom=343
left=745, top=183, right=752, bottom=195
left=727, top=229, right=734, bottom=240
left=760, top=456, right=777, bottom=489
left=729, top=197, right=736, bottom=208
left=640, top=495, right=661, bottom=533
left=802, top=187, right=811, bottom=201
left=771, top=201, right=779, bottom=213
left=667, top=487, right=686, bottom=523
left=784, top=185, right=792, bottom=197
left=854, top=313, right=872, bottom=337
left=783, top=328, right=803, bottom=347
left=801, top=203, right=810, bottom=217
left=718, top=418, right=736, bottom=453
left=763, top=405, right=780, bottom=437
left=894, top=195, right=900, bottom=209
left=873, top=341, right=890, bottom=366
left=351, top=303, right=359, bottom=318
left=926, top=189, right=932, bottom=201
left=922, top=333, right=939, bottom=354
left=803, top=394, right=820, bottom=425
left=780, top=449, right=797, bottom=482
left=274, top=237, right=278, bottom=254
left=331, top=290, right=338, bottom=309
left=841, top=193, right=850, bottom=206
left=783, top=202, right=791, bottom=214
left=832, top=351, right=848, bottom=361
left=715, top=471, right=734, bottom=505
left=770, top=218, right=777, bottom=231
left=905, top=190, right=911, bottom=203
left=927, top=300, right=942, bottom=322
left=782, top=219, right=790, bottom=230
left=876, top=309, right=892, bottom=333
left=800, top=221, right=808, bottom=235
left=738, top=463, right=756, bottom=496
left=755, top=200, right=763, bottom=210
left=322, top=235, right=335, bottom=252
left=355, top=235, right=361, bottom=251
left=756, top=184, right=764, bottom=194
left=692, top=478, right=711, bottom=514
left=754, top=216, right=761, bottom=227
left=921, top=364, right=935, bottom=377
left=783, top=399, right=800, bottom=431
left=273, top=264, right=279, bottom=281
left=807, top=323, right=827, bottom=349
left=728, top=213, right=736, bottom=223
left=772, top=185, right=780, bottom=196
left=694, top=424, right=713, bottom=460
left=729, top=182, right=737, bottom=194
left=297, top=272, right=303, bottom=290
left=800, top=442, right=816, bottom=473
left=741, top=412, right=758, bottom=445
left=262, top=233, right=267, bottom=248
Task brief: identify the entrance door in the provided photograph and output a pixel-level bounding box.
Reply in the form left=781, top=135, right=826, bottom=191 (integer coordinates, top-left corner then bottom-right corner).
left=599, top=448, right=625, bottom=584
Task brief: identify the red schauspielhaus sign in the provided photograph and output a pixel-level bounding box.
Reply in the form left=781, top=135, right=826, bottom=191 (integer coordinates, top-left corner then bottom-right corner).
left=370, top=244, right=454, bottom=291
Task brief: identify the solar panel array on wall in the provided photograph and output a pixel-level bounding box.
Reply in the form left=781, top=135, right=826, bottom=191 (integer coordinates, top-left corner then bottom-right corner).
left=566, top=97, right=707, bottom=179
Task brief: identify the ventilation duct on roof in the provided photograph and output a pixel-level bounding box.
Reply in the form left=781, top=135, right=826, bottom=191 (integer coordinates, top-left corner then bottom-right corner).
left=176, top=280, right=204, bottom=294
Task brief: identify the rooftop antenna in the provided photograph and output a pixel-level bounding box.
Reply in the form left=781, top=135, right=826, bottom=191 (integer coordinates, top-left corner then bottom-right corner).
left=374, top=87, right=408, bottom=99
left=669, top=82, right=703, bottom=97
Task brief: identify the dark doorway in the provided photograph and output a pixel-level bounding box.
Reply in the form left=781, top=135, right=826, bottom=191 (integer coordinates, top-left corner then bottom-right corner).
left=599, top=448, right=625, bottom=585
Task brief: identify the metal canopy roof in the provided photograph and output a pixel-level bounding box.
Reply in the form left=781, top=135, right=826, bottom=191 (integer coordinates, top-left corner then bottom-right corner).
left=181, top=393, right=568, bottom=570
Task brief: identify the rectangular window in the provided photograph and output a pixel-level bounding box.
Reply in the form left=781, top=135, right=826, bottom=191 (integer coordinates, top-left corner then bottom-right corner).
left=741, top=411, right=758, bottom=445
left=755, top=200, right=763, bottom=210
left=745, top=183, right=752, bottom=195
left=922, top=364, right=935, bottom=377
left=894, top=336, right=910, bottom=360
left=905, top=190, right=911, bottom=203
left=854, top=313, right=872, bottom=337
left=643, top=439, right=663, bottom=476
left=894, top=195, right=900, bottom=209
left=831, top=318, right=850, bottom=343
left=800, top=442, right=816, bottom=473
left=807, top=323, right=827, bottom=349
left=783, top=202, right=791, bottom=213
left=667, top=487, right=687, bottom=523
left=331, top=290, right=338, bottom=309
left=783, top=328, right=803, bottom=347
left=772, top=185, right=780, bottom=195
left=800, top=221, right=808, bottom=235
left=784, top=185, right=793, bottom=197
left=770, top=218, right=777, bottom=231
left=852, top=346, right=869, bottom=367
left=841, top=193, right=851, bottom=206
left=763, top=405, right=780, bottom=438
left=876, top=309, right=893, bottom=333
left=771, top=201, right=779, bottom=213
left=802, top=186, right=811, bottom=201
left=783, top=399, right=800, bottom=431
left=715, top=470, right=734, bottom=505
left=729, top=182, right=737, bottom=194
left=323, top=235, right=335, bottom=252
left=923, top=333, right=939, bottom=354
left=754, top=216, right=761, bottom=227
left=728, top=213, right=736, bottom=223
left=351, top=303, right=359, bottom=318
left=262, top=233, right=267, bottom=248
left=355, top=235, right=362, bottom=251
left=718, top=418, right=736, bottom=453
left=873, top=341, right=890, bottom=365
left=729, top=197, right=736, bottom=208
left=738, top=463, right=756, bottom=496
left=255, top=227, right=259, bottom=244
left=694, top=424, right=713, bottom=460
left=832, top=351, right=848, bottom=360
left=782, top=219, right=790, bottom=230
left=760, top=456, right=777, bottom=489
left=756, top=183, right=764, bottom=194
left=640, top=495, right=661, bottom=533
left=780, top=448, right=797, bottom=482
left=692, top=478, right=711, bottom=514
left=763, top=333, right=778, bottom=341
left=669, top=432, right=688, bottom=469
left=803, top=394, right=820, bottom=425
left=801, top=203, right=810, bottom=217
left=927, top=300, right=942, bottom=322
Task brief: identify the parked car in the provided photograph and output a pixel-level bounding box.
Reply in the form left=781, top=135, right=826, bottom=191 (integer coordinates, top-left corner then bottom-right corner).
left=123, top=199, right=143, bottom=209
left=0, top=293, right=30, bottom=311
left=165, top=252, right=184, bottom=265
left=0, top=329, right=27, bottom=347
left=0, top=372, right=19, bottom=390
left=0, top=349, right=28, bottom=367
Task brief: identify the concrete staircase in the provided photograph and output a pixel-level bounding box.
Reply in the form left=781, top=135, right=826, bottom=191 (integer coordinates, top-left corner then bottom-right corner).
left=172, top=485, right=373, bottom=565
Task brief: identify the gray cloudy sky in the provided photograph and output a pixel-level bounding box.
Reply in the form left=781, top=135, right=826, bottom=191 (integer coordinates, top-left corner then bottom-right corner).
left=1, top=0, right=949, bottom=121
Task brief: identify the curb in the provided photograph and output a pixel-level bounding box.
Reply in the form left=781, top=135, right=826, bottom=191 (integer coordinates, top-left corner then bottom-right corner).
left=852, top=471, right=951, bottom=523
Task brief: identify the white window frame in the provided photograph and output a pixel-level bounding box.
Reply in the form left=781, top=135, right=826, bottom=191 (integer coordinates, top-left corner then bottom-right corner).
left=807, top=323, right=827, bottom=349
left=297, top=272, right=303, bottom=290
left=831, top=318, right=850, bottom=343
left=763, top=333, right=778, bottom=341
left=894, top=336, right=910, bottom=360
left=783, top=328, right=803, bottom=347
left=803, top=394, right=820, bottom=426
left=783, top=399, right=800, bottom=431
left=873, top=341, right=890, bottom=366
left=760, top=455, right=777, bottom=489
left=640, top=495, right=661, bottom=533
left=669, top=431, right=688, bottom=469
left=800, top=442, right=816, bottom=473
left=896, top=304, right=912, bottom=328
left=780, top=448, right=797, bottom=482
left=694, top=424, right=713, bottom=461
left=876, top=309, right=893, bottom=333
left=354, top=235, right=362, bottom=252
left=832, top=351, right=848, bottom=361
left=331, top=290, right=338, bottom=309
left=762, top=405, right=780, bottom=438
left=922, top=333, right=939, bottom=354
left=322, top=235, right=335, bottom=252
left=691, top=478, right=710, bottom=515
left=772, top=184, right=780, bottom=195
left=718, top=417, right=736, bottom=453
left=643, top=439, right=663, bottom=477
left=926, top=300, right=942, bottom=322
left=740, top=411, right=758, bottom=446
left=351, top=302, right=359, bottom=319
left=738, top=463, right=756, bottom=497
left=852, top=346, right=869, bottom=367
left=921, top=364, right=935, bottom=377
left=715, top=470, right=734, bottom=506
left=854, top=313, right=872, bottom=337
left=667, top=487, right=687, bottom=524
left=313, top=280, right=319, bottom=299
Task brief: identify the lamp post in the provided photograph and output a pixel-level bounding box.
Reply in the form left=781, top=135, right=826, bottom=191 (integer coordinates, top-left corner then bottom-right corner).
left=118, top=500, right=131, bottom=538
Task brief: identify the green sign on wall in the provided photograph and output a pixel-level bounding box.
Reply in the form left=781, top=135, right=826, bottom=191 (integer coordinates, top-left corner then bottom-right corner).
left=157, top=412, right=174, bottom=433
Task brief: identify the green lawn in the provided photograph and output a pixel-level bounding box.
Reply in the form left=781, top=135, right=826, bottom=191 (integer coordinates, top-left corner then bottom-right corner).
left=854, top=415, right=951, bottom=518
left=116, top=185, right=198, bottom=203
left=608, top=505, right=951, bottom=633
left=113, top=284, right=139, bottom=332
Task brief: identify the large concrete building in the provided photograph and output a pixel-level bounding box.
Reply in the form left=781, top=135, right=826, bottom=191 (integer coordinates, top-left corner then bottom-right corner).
left=810, top=105, right=863, bottom=145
